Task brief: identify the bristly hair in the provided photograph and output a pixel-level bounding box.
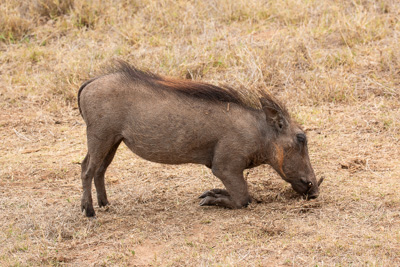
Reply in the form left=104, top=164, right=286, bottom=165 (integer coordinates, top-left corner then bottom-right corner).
left=109, top=60, right=244, bottom=106
left=100, top=60, right=289, bottom=116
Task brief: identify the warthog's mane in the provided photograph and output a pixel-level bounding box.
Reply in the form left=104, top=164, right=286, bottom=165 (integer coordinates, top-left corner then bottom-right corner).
left=112, top=60, right=248, bottom=106
left=80, top=60, right=288, bottom=116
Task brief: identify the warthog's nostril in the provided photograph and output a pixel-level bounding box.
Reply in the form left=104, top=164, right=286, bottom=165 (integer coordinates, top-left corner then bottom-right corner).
left=307, top=194, right=318, bottom=200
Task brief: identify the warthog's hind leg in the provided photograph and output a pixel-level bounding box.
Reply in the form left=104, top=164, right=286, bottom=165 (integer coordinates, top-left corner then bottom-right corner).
left=81, top=153, right=96, bottom=217
left=94, top=139, right=122, bottom=208
left=81, top=136, right=118, bottom=217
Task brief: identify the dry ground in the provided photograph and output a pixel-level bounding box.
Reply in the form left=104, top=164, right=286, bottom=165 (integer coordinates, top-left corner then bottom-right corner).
left=1, top=0, right=400, bottom=266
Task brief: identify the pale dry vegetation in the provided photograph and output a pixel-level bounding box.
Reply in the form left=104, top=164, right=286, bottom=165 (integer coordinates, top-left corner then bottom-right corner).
left=0, top=0, right=399, bottom=266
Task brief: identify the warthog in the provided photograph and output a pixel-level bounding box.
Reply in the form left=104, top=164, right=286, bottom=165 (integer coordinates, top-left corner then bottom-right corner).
left=78, top=61, right=322, bottom=217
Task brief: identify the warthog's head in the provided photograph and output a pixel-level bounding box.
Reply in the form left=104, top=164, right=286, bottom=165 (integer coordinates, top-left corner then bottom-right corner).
left=261, top=97, right=323, bottom=199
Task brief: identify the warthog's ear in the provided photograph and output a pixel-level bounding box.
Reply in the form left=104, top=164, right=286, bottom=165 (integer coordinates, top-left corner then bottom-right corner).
left=260, top=97, right=287, bottom=132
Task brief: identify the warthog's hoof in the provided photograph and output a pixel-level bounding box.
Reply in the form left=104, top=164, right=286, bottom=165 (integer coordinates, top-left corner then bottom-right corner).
left=81, top=203, right=96, bottom=217
left=97, top=197, right=109, bottom=208
left=199, top=188, right=251, bottom=208
left=199, top=188, right=233, bottom=208
left=199, top=188, right=229, bottom=199
left=199, top=195, right=229, bottom=207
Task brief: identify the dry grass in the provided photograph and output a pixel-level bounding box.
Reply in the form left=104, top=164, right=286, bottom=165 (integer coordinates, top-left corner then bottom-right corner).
left=1, top=0, right=399, bottom=266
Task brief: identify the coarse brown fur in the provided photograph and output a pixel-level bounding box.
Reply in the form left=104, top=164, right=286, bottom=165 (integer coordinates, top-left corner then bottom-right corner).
left=78, top=61, right=321, bottom=217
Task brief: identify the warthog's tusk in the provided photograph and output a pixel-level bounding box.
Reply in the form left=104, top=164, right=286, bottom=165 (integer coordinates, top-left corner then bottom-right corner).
left=317, top=176, right=325, bottom=187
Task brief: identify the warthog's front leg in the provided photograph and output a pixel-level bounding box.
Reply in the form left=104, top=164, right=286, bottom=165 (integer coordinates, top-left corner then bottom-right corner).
left=199, top=164, right=251, bottom=209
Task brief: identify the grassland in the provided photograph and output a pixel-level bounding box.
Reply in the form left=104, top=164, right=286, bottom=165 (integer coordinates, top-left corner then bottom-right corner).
left=0, top=0, right=399, bottom=265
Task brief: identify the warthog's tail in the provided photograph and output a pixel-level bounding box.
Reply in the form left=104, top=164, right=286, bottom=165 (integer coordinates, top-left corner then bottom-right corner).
left=77, top=77, right=99, bottom=116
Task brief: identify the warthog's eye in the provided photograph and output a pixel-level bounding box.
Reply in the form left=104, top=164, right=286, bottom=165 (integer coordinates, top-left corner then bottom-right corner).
left=296, top=133, right=307, bottom=144
left=300, top=177, right=312, bottom=188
